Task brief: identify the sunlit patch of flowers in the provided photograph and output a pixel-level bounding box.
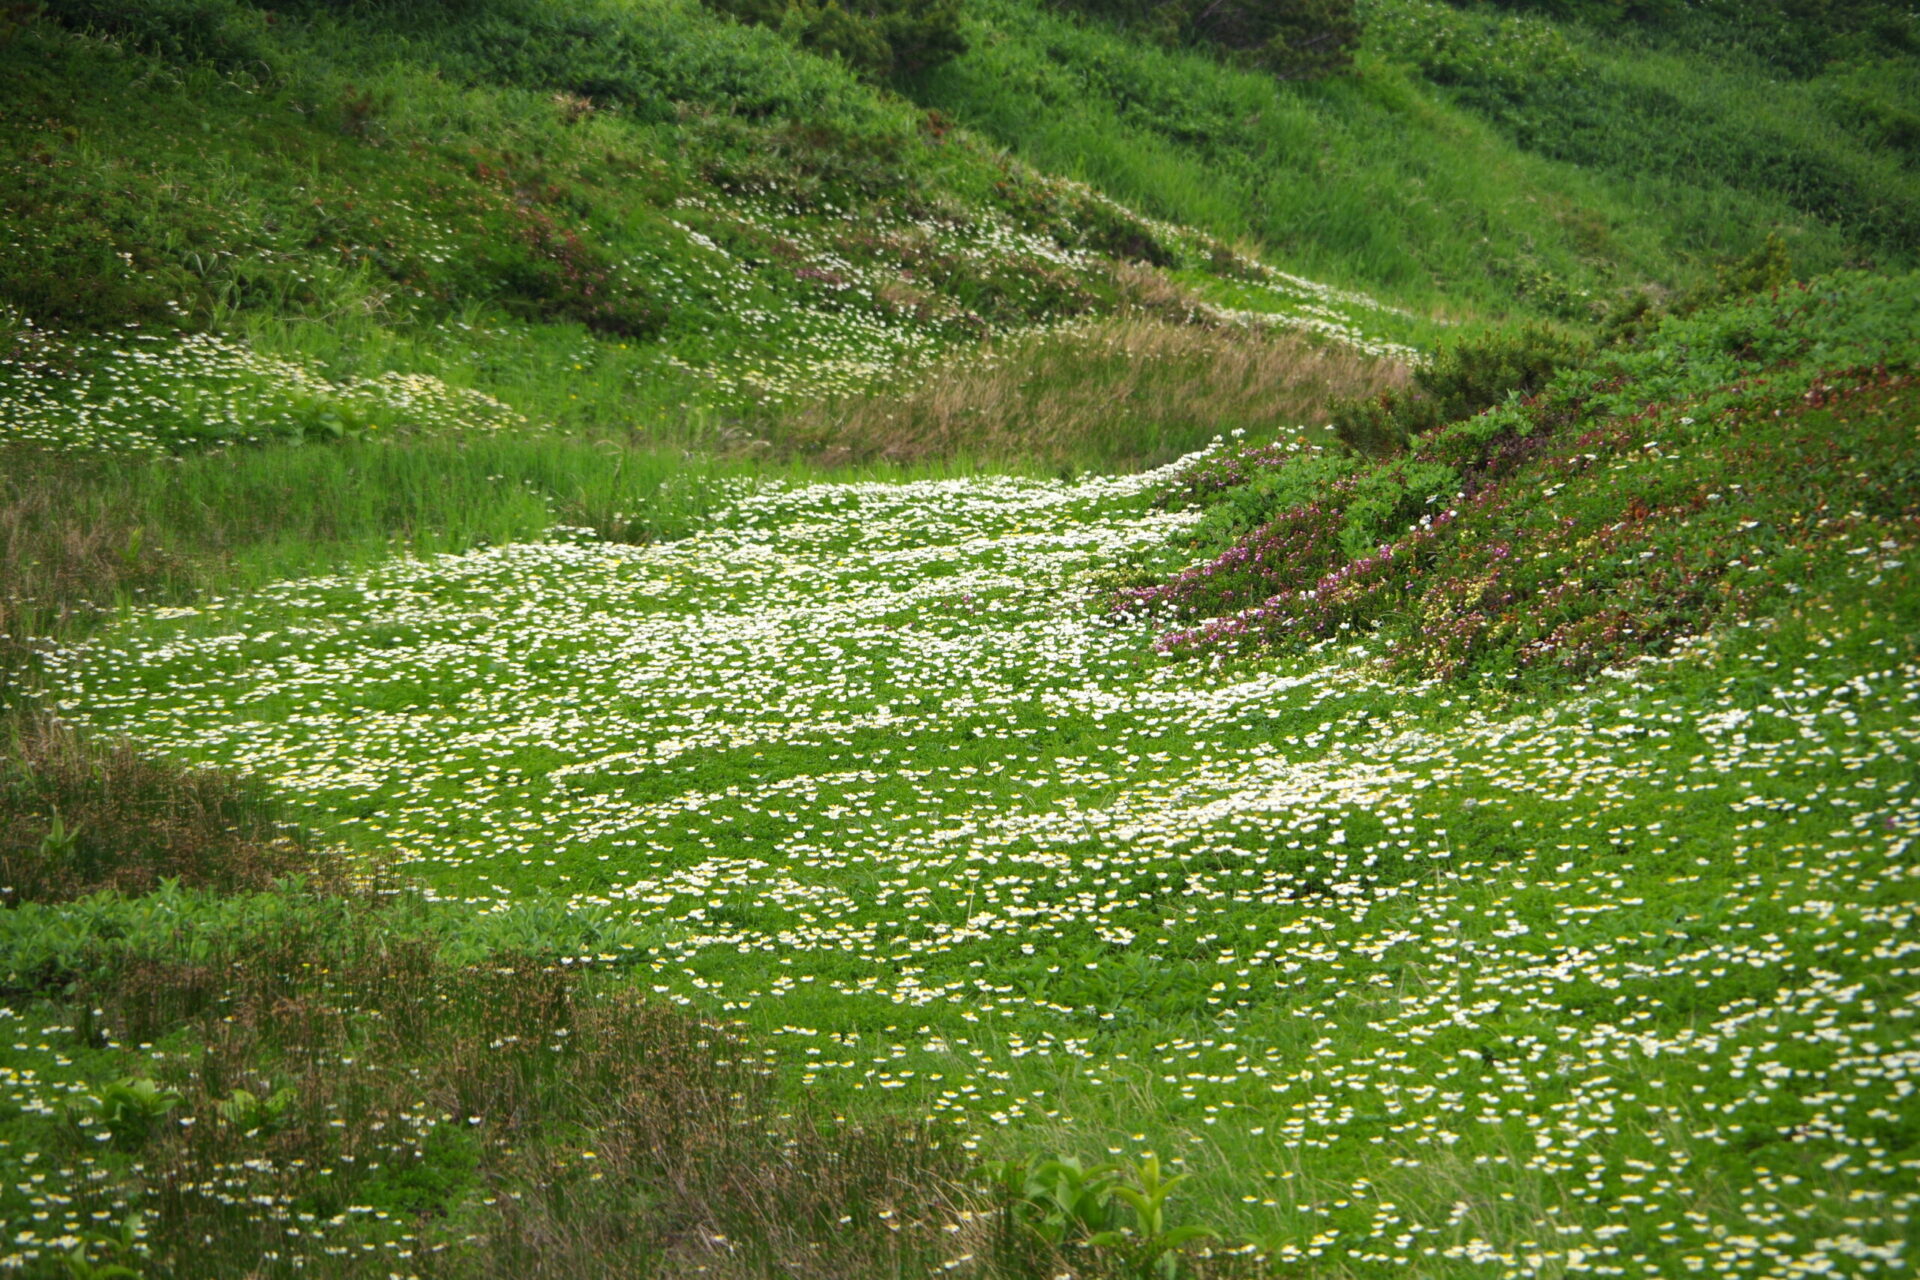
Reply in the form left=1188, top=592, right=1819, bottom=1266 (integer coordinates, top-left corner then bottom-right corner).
left=39, top=406, right=1920, bottom=1274
left=0, top=316, right=528, bottom=454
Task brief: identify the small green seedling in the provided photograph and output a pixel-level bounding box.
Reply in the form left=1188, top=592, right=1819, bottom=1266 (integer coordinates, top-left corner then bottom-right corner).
left=72, top=1079, right=182, bottom=1150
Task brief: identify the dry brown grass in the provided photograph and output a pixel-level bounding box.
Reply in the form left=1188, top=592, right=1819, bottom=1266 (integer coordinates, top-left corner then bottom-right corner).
left=776, top=309, right=1411, bottom=472
left=0, top=714, right=323, bottom=903
left=0, top=447, right=193, bottom=699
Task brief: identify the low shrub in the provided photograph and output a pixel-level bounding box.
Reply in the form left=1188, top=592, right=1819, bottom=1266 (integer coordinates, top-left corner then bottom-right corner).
left=1053, top=0, right=1362, bottom=79
left=700, top=0, right=967, bottom=81
left=1329, top=321, right=1585, bottom=456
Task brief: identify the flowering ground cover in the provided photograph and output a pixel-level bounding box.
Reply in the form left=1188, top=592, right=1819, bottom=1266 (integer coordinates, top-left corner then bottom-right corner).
left=4, top=2, right=1919, bottom=1276
left=1126, top=271, right=1920, bottom=682
left=33, top=380, right=1920, bottom=1273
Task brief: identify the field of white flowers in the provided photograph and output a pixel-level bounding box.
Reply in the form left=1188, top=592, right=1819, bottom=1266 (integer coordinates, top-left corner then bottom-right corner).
left=42, top=445, right=1919, bottom=1277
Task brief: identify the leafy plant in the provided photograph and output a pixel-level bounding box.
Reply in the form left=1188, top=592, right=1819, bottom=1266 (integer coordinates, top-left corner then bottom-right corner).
left=215, top=1085, right=298, bottom=1133
left=985, top=1153, right=1123, bottom=1245
left=50, top=1213, right=146, bottom=1280
left=987, top=1152, right=1212, bottom=1276
left=1091, top=1154, right=1216, bottom=1278
left=36, top=808, right=82, bottom=863
left=69, top=1078, right=183, bottom=1150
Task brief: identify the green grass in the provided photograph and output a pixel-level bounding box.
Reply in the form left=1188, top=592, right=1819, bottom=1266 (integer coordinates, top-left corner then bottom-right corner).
left=3, top=0, right=1918, bottom=1274
left=36, top=269, right=1920, bottom=1269
left=1363, top=0, right=1920, bottom=255
left=0, top=433, right=765, bottom=704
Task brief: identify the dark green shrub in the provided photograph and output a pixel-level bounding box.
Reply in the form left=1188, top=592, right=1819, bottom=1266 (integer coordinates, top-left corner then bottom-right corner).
left=1601, top=234, right=1794, bottom=347
left=1331, top=323, right=1586, bottom=456
left=1419, top=323, right=1586, bottom=421
left=1328, top=388, right=1430, bottom=458
left=700, top=0, right=966, bottom=81
left=1470, top=0, right=1919, bottom=76
left=1051, top=0, right=1361, bottom=80
left=39, top=0, right=280, bottom=72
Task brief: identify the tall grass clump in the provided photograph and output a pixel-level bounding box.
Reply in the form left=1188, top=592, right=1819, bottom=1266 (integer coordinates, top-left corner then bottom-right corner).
left=779, top=313, right=1410, bottom=470
left=0, top=717, right=318, bottom=904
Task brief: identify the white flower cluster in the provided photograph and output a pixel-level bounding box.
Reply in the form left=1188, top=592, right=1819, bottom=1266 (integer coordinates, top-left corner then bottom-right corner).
left=0, top=322, right=527, bottom=454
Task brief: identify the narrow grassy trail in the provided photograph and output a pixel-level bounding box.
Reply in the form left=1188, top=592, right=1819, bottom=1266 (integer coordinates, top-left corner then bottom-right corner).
left=41, top=451, right=1920, bottom=1275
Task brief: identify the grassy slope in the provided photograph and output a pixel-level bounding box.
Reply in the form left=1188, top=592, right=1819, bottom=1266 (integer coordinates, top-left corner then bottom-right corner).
left=921, top=0, right=1919, bottom=318
left=0, top=0, right=1412, bottom=431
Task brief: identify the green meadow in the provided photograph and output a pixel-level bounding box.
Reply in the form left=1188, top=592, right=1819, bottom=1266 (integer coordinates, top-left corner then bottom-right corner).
left=2, top=0, right=1917, bottom=1276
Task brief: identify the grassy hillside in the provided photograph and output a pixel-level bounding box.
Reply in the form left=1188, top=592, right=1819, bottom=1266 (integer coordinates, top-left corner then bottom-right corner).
left=922, top=0, right=1919, bottom=317
left=2, top=0, right=1918, bottom=1277
left=0, top=0, right=1412, bottom=700
left=1, top=0, right=1414, bottom=433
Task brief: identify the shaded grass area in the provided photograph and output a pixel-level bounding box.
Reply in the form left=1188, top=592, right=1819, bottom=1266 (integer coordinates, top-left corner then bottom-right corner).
left=1363, top=0, right=1920, bottom=259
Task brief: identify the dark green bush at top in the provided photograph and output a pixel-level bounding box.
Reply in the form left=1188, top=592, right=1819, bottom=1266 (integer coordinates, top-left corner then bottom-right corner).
left=38, top=0, right=280, bottom=72
left=1052, top=0, right=1362, bottom=80
left=701, top=0, right=967, bottom=81
left=1600, top=233, right=1795, bottom=348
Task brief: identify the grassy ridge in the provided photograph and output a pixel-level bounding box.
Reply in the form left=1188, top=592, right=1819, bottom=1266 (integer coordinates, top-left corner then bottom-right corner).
left=1121, top=269, right=1920, bottom=681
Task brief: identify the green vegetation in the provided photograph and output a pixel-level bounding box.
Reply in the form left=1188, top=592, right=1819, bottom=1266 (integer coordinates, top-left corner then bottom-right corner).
left=700, top=0, right=969, bottom=81
left=1123, top=268, right=1920, bottom=678
left=0, top=740, right=979, bottom=1277
left=920, top=0, right=1918, bottom=316
left=2, top=0, right=1917, bottom=1275
left=1048, top=0, right=1364, bottom=81
left=29, top=299, right=1920, bottom=1271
